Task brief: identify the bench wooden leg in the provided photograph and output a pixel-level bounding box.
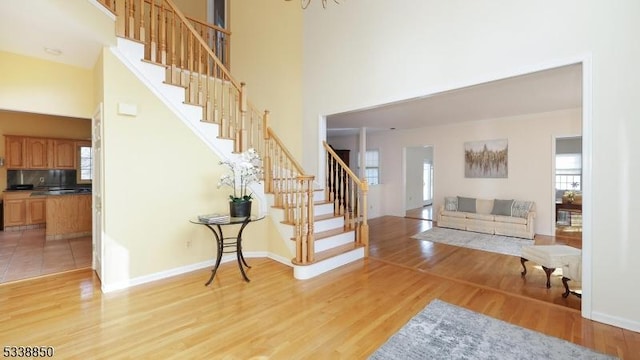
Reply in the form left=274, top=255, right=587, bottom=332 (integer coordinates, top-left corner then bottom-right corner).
left=520, top=257, right=528, bottom=276
left=542, top=266, right=555, bottom=288
left=562, top=276, right=582, bottom=298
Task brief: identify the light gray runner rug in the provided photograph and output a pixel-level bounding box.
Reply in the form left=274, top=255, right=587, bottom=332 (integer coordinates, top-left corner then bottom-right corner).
left=369, top=299, right=615, bottom=360
left=412, top=227, right=533, bottom=257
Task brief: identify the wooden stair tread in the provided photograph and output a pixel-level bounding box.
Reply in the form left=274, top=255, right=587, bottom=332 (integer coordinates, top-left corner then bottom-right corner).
left=270, top=199, right=331, bottom=210
left=289, top=227, right=354, bottom=241
left=310, top=243, right=364, bottom=264
left=279, top=213, right=342, bottom=226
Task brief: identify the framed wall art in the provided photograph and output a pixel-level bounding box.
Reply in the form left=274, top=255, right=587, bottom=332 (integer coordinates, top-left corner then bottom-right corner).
left=464, top=139, right=508, bottom=178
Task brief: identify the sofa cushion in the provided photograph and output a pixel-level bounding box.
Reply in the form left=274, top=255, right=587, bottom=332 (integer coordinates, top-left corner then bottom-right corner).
left=511, top=200, right=534, bottom=218
left=491, top=199, right=514, bottom=216
left=494, top=215, right=528, bottom=224
left=444, top=196, right=458, bottom=211
left=457, top=196, right=476, bottom=213
left=476, top=199, right=494, bottom=214
left=467, top=212, right=495, bottom=221
left=441, top=210, right=466, bottom=218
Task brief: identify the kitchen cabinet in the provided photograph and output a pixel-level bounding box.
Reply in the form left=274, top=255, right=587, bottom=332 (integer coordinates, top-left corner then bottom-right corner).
left=5, top=136, right=26, bottom=169
left=26, top=137, right=51, bottom=169
left=27, top=197, right=47, bottom=224
left=3, top=191, right=46, bottom=227
left=53, top=139, right=76, bottom=169
left=4, top=135, right=82, bottom=170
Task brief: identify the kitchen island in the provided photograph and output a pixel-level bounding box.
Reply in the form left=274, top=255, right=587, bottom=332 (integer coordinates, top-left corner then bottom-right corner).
left=44, top=192, right=92, bottom=241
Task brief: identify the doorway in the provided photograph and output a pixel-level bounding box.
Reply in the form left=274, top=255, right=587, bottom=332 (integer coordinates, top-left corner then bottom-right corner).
left=405, top=145, right=434, bottom=221
left=554, top=136, right=583, bottom=245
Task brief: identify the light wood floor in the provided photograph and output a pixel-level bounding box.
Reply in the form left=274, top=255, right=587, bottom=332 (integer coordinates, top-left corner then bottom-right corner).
left=405, top=205, right=434, bottom=220
left=0, top=217, right=637, bottom=359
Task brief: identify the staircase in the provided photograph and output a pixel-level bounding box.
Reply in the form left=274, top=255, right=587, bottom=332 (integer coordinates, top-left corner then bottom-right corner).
left=98, top=0, right=369, bottom=279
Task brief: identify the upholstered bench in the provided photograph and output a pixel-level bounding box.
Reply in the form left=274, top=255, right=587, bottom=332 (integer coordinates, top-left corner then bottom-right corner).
left=520, top=245, right=581, bottom=290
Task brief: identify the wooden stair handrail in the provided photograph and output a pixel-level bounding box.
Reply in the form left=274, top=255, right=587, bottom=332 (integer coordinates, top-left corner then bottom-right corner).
left=324, top=141, right=364, bottom=187
left=267, top=128, right=306, bottom=175
left=98, top=0, right=231, bottom=68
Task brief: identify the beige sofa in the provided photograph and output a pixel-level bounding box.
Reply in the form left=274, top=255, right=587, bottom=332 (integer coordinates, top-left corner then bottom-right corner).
left=437, top=196, right=536, bottom=239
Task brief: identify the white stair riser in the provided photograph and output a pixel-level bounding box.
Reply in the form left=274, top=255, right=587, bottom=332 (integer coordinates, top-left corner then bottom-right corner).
left=315, top=231, right=355, bottom=252
left=313, top=190, right=325, bottom=202
left=314, top=217, right=344, bottom=233
left=314, top=203, right=334, bottom=216
left=293, top=247, right=365, bottom=280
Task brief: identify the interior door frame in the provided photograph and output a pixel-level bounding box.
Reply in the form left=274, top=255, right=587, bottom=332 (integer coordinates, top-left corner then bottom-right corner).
left=402, top=145, right=435, bottom=213
left=91, top=103, right=104, bottom=283
left=551, top=135, right=583, bottom=232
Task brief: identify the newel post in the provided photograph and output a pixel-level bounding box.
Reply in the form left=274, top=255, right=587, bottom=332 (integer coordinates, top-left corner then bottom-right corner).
left=360, top=179, right=369, bottom=257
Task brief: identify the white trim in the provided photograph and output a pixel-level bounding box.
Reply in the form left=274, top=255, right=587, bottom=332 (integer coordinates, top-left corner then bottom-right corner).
left=267, top=253, right=294, bottom=267
left=102, top=259, right=215, bottom=293
left=318, top=114, right=327, bottom=187
left=293, top=247, right=365, bottom=280
left=591, top=311, right=640, bottom=333
left=580, top=55, right=593, bottom=319
left=101, top=251, right=271, bottom=293
left=88, top=0, right=116, bottom=20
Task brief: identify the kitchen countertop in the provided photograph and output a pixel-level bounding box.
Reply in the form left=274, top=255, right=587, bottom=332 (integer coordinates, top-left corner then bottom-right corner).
left=31, top=189, right=92, bottom=196
left=4, top=187, right=92, bottom=196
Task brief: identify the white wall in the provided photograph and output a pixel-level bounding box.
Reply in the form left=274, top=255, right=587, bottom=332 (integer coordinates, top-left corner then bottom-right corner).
left=302, top=0, right=640, bottom=330
left=332, top=109, right=580, bottom=234
left=98, top=49, right=269, bottom=290
left=0, top=51, right=94, bottom=118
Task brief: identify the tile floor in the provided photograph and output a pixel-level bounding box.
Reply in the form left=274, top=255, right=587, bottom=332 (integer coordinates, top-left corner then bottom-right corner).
left=0, top=229, right=92, bottom=284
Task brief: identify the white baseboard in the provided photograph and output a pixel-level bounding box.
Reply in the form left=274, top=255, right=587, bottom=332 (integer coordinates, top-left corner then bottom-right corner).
left=591, top=311, right=640, bottom=333
left=102, top=251, right=283, bottom=293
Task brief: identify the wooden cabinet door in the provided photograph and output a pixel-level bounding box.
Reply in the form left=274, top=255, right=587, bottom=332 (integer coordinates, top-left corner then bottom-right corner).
left=5, top=136, right=26, bottom=169
left=54, top=139, right=76, bottom=169
left=27, top=198, right=47, bottom=225
left=4, top=198, right=27, bottom=227
left=26, top=138, right=50, bottom=169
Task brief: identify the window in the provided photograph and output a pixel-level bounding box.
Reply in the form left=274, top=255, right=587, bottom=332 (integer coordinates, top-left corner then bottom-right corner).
left=358, top=149, right=380, bottom=185
left=555, top=153, right=581, bottom=191
left=423, top=162, right=433, bottom=203
left=78, top=144, right=93, bottom=183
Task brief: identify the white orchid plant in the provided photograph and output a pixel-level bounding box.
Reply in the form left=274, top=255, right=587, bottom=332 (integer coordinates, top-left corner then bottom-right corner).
left=217, top=148, right=264, bottom=202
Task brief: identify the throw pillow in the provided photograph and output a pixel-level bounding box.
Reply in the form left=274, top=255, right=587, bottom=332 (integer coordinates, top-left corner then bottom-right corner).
left=444, top=197, right=458, bottom=211
left=491, top=199, right=514, bottom=216
left=457, top=196, right=476, bottom=213
left=511, top=200, right=534, bottom=218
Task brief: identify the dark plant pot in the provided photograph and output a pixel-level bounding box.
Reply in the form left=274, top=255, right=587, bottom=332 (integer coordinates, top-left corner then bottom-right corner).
left=229, top=200, right=252, bottom=218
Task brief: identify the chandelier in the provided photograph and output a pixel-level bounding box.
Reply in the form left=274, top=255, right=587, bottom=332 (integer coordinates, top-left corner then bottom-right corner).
left=286, top=0, right=340, bottom=9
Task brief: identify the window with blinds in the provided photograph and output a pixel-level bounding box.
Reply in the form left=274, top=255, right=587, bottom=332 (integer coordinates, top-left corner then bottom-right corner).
left=555, top=153, right=581, bottom=190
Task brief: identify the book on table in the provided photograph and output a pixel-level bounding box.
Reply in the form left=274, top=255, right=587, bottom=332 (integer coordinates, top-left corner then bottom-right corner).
left=198, top=213, right=230, bottom=223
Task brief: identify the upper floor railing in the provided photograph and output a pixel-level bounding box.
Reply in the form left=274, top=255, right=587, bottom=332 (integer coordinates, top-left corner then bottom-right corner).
left=98, top=0, right=231, bottom=68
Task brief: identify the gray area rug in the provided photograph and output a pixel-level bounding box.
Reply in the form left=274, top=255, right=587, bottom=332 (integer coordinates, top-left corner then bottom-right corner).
left=369, top=299, right=615, bottom=360
left=411, top=227, right=533, bottom=257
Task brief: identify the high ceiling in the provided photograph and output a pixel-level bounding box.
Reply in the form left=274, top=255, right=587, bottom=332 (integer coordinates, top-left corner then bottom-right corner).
left=0, top=0, right=115, bottom=69
left=327, top=63, right=582, bottom=137
left=1, top=2, right=582, bottom=133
